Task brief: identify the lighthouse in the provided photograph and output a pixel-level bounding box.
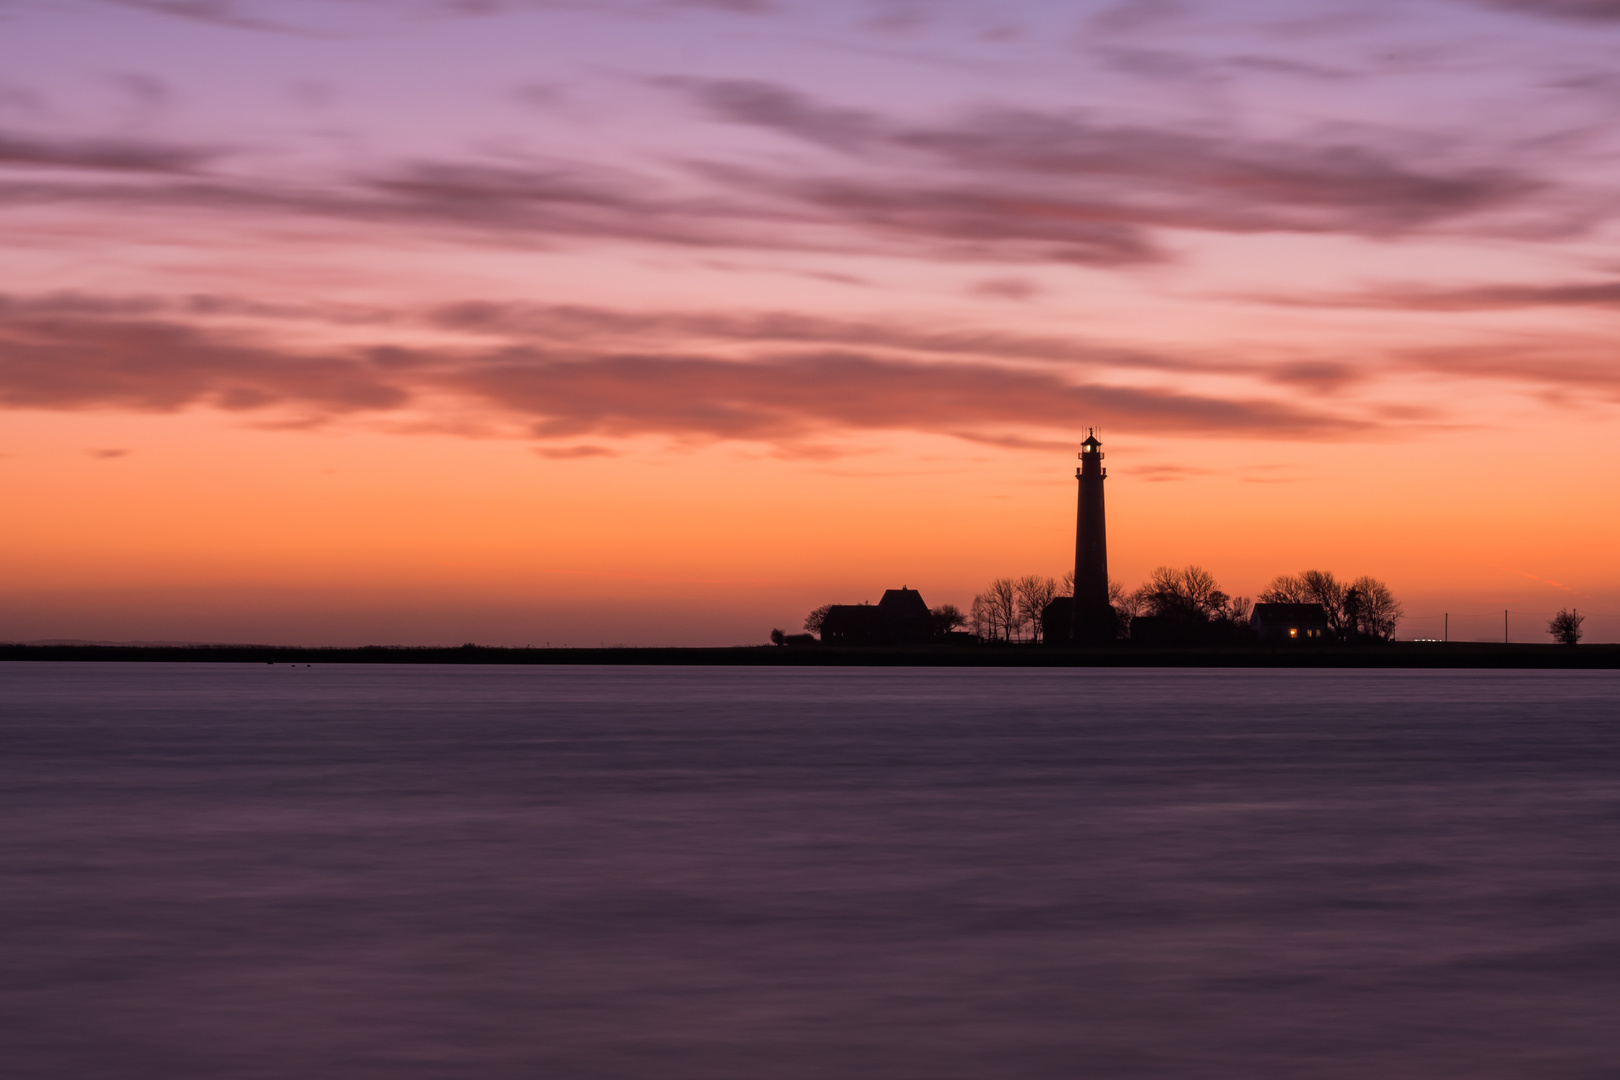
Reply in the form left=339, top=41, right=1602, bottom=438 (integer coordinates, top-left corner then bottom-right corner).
left=1070, top=430, right=1112, bottom=643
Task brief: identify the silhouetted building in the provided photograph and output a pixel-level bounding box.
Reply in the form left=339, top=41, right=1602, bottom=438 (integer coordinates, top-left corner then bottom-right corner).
left=1041, top=596, right=1074, bottom=644
left=1128, top=613, right=1254, bottom=647
left=1071, top=431, right=1111, bottom=644
left=1250, top=603, right=1331, bottom=644
left=1041, top=595, right=1119, bottom=645
left=820, top=587, right=939, bottom=645
left=1128, top=614, right=1210, bottom=646
left=1128, top=615, right=1185, bottom=646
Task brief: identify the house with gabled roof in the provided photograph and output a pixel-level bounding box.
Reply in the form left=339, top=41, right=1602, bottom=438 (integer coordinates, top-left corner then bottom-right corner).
left=1250, top=603, right=1331, bottom=644
left=819, top=587, right=939, bottom=645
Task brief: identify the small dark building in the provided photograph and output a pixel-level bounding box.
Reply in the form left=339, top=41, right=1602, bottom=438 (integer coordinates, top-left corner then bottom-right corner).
left=1128, top=613, right=1256, bottom=647
left=1041, top=596, right=1119, bottom=645
left=1250, top=603, right=1331, bottom=644
left=1041, top=596, right=1075, bottom=644
left=820, top=587, right=939, bottom=645
left=1129, top=614, right=1215, bottom=646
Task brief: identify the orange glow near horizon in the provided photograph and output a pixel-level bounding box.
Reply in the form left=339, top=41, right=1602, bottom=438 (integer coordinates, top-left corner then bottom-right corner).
left=4, top=408, right=1617, bottom=644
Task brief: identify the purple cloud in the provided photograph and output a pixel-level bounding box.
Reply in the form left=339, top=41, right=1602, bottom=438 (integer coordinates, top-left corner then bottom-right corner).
left=0, top=130, right=218, bottom=173
left=0, top=294, right=1369, bottom=443
left=1465, top=0, right=1620, bottom=19
left=93, top=0, right=312, bottom=33
left=0, top=308, right=409, bottom=412
left=683, top=79, right=1544, bottom=239
left=1249, top=278, right=1620, bottom=311
left=0, top=71, right=1555, bottom=272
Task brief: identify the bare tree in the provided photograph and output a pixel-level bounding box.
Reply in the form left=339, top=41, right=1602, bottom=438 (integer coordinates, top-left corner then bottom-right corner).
left=804, top=604, right=833, bottom=636
left=1130, top=567, right=1173, bottom=617
left=981, top=577, right=1020, bottom=642
left=1258, top=573, right=1309, bottom=604
left=1015, top=575, right=1059, bottom=644
left=970, top=594, right=992, bottom=641
left=1061, top=569, right=1075, bottom=596
left=970, top=590, right=1015, bottom=642
left=1133, top=566, right=1229, bottom=621
left=1182, top=566, right=1228, bottom=616
left=932, top=604, right=966, bottom=635
left=1348, top=576, right=1402, bottom=641
left=1549, top=608, right=1585, bottom=647
left=1227, top=595, right=1253, bottom=623
left=1108, top=578, right=1138, bottom=638
left=1343, top=586, right=1363, bottom=634
left=1298, top=570, right=1347, bottom=633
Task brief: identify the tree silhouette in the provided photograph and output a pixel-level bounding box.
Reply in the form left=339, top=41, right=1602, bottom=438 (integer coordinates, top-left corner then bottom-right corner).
left=969, top=594, right=992, bottom=641
left=1299, top=570, right=1347, bottom=633
left=1108, top=578, right=1138, bottom=637
left=1548, top=608, right=1584, bottom=647
left=1348, top=576, right=1402, bottom=641
left=1342, top=586, right=1362, bottom=634
left=804, top=604, right=833, bottom=635
left=1015, top=575, right=1059, bottom=643
left=981, top=577, right=1020, bottom=642
left=1133, top=565, right=1229, bottom=621
left=770, top=629, right=786, bottom=646
left=1263, top=570, right=1401, bottom=640
left=1259, top=573, right=1310, bottom=604
left=1260, top=571, right=1347, bottom=627
left=931, top=604, right=966, bottom=634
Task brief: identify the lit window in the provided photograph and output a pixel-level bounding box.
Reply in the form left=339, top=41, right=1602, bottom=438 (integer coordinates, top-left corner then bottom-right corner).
left=1289, top=628, right=1298, bottom=638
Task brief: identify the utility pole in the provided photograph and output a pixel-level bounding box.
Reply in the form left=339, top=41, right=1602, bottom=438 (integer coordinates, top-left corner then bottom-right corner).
left=1504, top=609, right=1509, bottom=645
left=1444, top=613, right=1448, bottom=643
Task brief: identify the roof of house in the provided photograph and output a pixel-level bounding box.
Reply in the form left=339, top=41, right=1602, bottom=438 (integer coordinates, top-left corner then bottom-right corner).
left=877, top=588, right=930, bottom=619
left=1250, top=602, right=1330, bottom=624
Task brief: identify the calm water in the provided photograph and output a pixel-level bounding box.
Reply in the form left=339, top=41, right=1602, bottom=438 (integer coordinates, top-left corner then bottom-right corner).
left=2, top=663, right=1618, bottom=1078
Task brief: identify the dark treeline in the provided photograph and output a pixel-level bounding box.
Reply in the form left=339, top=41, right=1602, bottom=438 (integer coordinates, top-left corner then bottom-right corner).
left=800, top=566, right=1408, bottom=646
left=785, top=572, right=1594, bottom=649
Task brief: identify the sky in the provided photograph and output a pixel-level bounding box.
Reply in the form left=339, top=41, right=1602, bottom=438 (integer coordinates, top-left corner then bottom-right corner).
left=2, top=0, right=1618, bottom=645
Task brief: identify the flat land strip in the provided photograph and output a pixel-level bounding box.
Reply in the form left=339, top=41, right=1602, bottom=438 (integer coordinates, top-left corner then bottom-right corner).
left=3, top=643, right=1618, bottom=668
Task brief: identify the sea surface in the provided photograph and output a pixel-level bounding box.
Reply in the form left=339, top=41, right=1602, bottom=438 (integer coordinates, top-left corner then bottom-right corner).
left=2, top=663, right=1618, bottom=1079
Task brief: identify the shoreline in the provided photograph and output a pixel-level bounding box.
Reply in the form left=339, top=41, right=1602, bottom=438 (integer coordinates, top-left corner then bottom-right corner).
left=3, top=642, right=1618, bottom=668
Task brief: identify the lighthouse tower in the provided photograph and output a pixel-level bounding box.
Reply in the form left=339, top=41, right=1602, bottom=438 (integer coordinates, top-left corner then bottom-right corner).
left=1071, top=430, right=1111, bottom=643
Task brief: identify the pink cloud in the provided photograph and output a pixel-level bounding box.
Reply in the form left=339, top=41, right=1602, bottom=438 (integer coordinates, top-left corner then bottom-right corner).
left=0, top=296, right=1368, bottom=443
